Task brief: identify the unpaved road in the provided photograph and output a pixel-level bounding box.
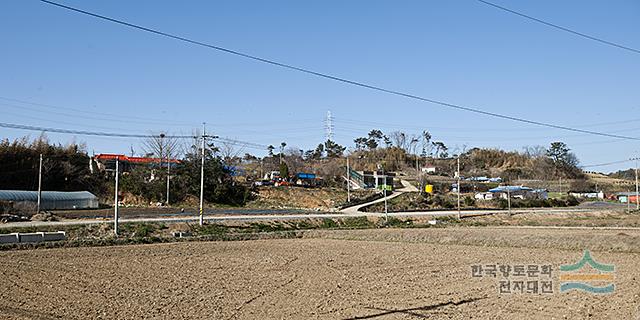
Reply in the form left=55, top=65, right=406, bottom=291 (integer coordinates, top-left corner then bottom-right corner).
left=0, top=207, right=598, bottom=229
left=2, top=228, right=640, bottom=319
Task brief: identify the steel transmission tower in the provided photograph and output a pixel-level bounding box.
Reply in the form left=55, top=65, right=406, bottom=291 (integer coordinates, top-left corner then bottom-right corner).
left=324, top=110, right=334, bottom=141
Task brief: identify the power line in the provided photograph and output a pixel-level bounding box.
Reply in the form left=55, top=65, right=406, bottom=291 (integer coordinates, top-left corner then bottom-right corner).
left=0, top=121, right=270, bottom=150
left=0, top=96, right=198, bottom=127
left=581, top=159, right=632, bottom=168
left=217, top=137, right=269, bottom=149
left=476, top=0, right=640, bottom=55
left=0, top=122, right=193, bottom=139
left=1, top=104, right=153, bottom=133
left=37, top=0, right=640, bottom=142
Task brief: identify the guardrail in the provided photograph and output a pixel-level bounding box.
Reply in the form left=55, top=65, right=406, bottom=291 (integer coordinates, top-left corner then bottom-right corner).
left=0, top=231, right=66, bottom=244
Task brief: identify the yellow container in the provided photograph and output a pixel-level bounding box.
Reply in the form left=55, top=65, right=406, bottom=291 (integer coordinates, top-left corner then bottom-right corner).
left=425, top=184, right=433, bottom=194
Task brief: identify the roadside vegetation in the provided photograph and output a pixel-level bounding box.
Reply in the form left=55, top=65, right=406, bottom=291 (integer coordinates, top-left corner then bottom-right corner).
left=361, top=192, right=581, bottom=213
left=4, top=207, right=640, bottom=251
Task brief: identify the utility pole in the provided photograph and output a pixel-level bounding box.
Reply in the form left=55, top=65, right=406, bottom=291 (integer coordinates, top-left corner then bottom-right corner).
left=635, top=158, right=640, bottom=210
left=199, top=123, right=206, bottom=226
left=559, top=177, right=562, bottom=193
left=507, top=186, right=512, bottom=216
left=114, top=157, right=120, bottom=236
left=36, top=154, right=43, bottom=214
left=346, top=155, right=351, bottom=203
left=383, top=166, right=388, bottom=223
left=378, top=164, right=388, bottom=223
left=456, top=155, right=461, bottom=220
left=159, top=133, right=170, bottom=206
left=166, top=156, right=171, bottom=206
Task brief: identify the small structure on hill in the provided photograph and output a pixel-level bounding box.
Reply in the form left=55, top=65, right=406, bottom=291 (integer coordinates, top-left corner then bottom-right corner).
left=466, top=176, right=502, bottom=183
left=349, top=170, right=395, bottom=190
left=486, top=186, right=548, bottom=200
left=421, top=166, right=437, bottom=174
left=616, top=192, right=639, bottom=203
left=91, top=154, right=180, bottom=173
left=568, top=191, right=604, bottom=200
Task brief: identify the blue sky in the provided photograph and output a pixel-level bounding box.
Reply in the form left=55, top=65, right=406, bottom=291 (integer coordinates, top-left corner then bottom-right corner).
left=1, top=0, right=639, bottom=171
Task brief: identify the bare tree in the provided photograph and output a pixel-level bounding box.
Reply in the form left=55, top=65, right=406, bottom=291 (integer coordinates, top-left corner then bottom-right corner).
left=389, top=131, right=407, bottom=150
left=432, top=141, right=448, bottom=158
left=219, top=140, right=244, bottom=164
left=409, top=135, right=420, bottom=155
left=420, top=130, right=432, bottom=157
left=141, top=133, right=183, bottom=163
left=522, top=145, right=547, bottom=158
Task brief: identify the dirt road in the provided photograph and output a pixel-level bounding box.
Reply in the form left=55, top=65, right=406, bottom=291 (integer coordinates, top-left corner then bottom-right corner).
left=1, top=227, right=639, bottom=319
left=0, top=207, right=599, bottom=229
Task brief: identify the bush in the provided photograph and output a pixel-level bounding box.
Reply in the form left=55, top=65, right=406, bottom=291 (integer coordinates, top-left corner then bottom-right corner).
left=196, top=223, right=229, bottom=236
left=321, top=218, right=338, bottom=229
left=493, top=198, right=508, bottom=209
left=463, top=196, right=475, bottom=207
left=341, top=216, right=374, bottom=229
left=384, top=217, right=413, bottom=227
left=433, top=195, right=454, bottom=209
left=121, top=223, right=165, bottom=238
left=566, top=195, right=580, bottom=206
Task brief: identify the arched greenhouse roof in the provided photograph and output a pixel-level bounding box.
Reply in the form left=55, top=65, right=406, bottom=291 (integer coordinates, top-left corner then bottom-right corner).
left=0, top=190, right=97, bottom=202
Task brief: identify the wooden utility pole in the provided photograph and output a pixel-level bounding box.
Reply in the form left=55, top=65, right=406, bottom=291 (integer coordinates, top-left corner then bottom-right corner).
left=383, top=167, right=388, bottom=223
left=635, top=158, right=640, bottom=210
left=199, top=123, right=206, bottom=226
left=36, top=154, right=43, bottom=214
left=166, top=157, right=170, bottom=206
left=457, top=155, right=461, bottom=220
left=507, top=186, right=512, bottom=216
left=114, top=157, right=120, bottom=236
left=346, top=156, right=351, bottom=203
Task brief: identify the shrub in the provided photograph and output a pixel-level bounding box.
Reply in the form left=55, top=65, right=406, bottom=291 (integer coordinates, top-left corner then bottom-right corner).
left=566, top=195, right=580, bottom=206
left=321, top=218, right=338, bottom=229
left=463, top=196, right=476, bottom=207
left=341, top=216, right=374, bottom=229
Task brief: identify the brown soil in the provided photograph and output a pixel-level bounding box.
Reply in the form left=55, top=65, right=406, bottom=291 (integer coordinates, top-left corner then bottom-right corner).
left=51, top=206, right=196, bottom=219
left=465, top=210, right=640, bottom=228
left=1, top=228, right=639, bottom=319
left=247, top=187, right=365, bottom=210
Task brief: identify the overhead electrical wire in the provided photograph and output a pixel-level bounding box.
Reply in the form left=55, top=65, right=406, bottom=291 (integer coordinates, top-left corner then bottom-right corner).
left=36, top=0, right=640, bottom=142
left=0, top=96, right=198, bottom=127
left=0, top=122, right=192, bottom=138
left=1, top=107, right=146, bottom=133
left=476, top=0, right=640, bottom=55
left=581, top=159, right=632, bottom=168
left=0, top=121, right=268, bottom=149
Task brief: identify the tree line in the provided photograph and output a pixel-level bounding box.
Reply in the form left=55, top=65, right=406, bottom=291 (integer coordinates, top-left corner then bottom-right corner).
left=0, top=135, right=251, bottom=206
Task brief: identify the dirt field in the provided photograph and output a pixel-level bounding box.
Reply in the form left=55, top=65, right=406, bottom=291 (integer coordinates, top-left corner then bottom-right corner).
left=1, top=228, right=640, bottom=319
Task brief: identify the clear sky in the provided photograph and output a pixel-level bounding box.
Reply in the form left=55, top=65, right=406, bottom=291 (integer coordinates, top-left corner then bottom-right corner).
left=1, top=0, right=639, bottom=172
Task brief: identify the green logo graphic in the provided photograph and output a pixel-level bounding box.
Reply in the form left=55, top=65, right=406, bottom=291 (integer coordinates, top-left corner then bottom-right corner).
left=559, top=250, right=615, bottom=294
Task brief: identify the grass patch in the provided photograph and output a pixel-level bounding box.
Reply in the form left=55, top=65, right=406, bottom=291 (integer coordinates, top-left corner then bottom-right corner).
left=194, top=223, right=228, bottom=236
left=341, top=216, right=375, bottom=229
left=321, top=218, right=339, bottom=229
